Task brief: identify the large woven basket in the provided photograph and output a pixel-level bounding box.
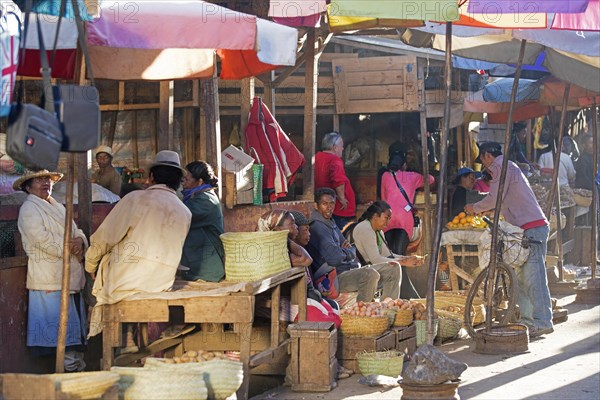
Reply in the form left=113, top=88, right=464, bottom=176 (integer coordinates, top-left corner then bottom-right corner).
left=357, top=350, right=404, bottom=377
left=393, top=308, right=414, bottom=327
left=437, top=316, right=462, bottom=340
left=340, top=315, right=389, bottom=337
left=414, top=295, right=485, bottom=326
left=414, top=319, right=439, bottom=347
left=51, top=371, right=120, bottom=400
left=384, top=308, right=398, bottom=327
left=111, top=367, right=208, bottom=400
left=573, top=193, right=592, bottom=207
left=144, top=358, right=243, bottom=400
left=220, top=231, right=291, bottom=282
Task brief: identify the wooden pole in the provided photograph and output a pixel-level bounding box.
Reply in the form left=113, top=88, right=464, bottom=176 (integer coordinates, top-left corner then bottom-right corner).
left=484, top=39, right=527, bottom=332
left=418, top=62, right=432, bottom=256
left=426, top=22, right=452, bottom=344
left=591, top=102, right=598, bottom=279
left=302, top=28, right=318, bottom=201
left=158, top=80, right=174, bottom=151
left=543, top=84, right=571, bottom=283
left=56, top=154, right=75, bottom=373
left=240, top=77, right=255, bottom=150
left=202, top=64, right=222, bottom=197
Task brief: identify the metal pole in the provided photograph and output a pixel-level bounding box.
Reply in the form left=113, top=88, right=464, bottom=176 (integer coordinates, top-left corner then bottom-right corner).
left=484, top=39, right=527, bottom=332
left=56, top=154, right=75, bottom=373
left=426, top=22, right=452, bottom=344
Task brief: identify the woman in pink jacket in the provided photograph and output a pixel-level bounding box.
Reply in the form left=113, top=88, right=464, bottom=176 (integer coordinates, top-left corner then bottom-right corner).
left=380, top=149, right=435, bottom=298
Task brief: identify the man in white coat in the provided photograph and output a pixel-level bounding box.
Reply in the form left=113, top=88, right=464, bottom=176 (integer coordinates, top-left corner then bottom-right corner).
left=86, top=151, right=192, bottom=338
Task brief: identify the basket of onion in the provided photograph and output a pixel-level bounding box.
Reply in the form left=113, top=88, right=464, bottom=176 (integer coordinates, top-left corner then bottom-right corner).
left=340, top=301, right=389, bottom=337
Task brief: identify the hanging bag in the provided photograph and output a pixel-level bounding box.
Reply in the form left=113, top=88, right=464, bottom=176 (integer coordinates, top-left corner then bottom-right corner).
left=391, top=171, right=422, bottom=243
left=52, top=0, right=100, bottom=152
left=7, top=10, right=63, bottom=171
left=249, top=147, right=263, bottom=205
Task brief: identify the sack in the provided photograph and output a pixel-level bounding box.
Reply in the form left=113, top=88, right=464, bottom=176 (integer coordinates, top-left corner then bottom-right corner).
left=313, top=263, right=340, bottom=299
left=54, top=84, right=100, bottom=151
left=411, top=214, right=422, bottom=242
left=249, top=147, right=263, bottom=205
left=6, top=102, right=62, bottom=170
left=0, top=12, right=20, bottom=117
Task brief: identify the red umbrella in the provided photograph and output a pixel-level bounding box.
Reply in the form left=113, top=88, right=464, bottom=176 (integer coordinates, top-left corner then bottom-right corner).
left=244, top=97, right=305, bottom=202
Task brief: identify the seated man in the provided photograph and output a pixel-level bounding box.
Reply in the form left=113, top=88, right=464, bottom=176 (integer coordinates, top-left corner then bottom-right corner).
left=85, top=150, right=192, bottom=337
left=91, top=145, right=122, bottom=196
left=306, top=187, right=402, bottom=303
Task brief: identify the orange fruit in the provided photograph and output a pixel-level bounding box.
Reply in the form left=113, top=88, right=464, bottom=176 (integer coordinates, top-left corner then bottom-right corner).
left=458, top=212, right=466, bottom=219
left=459, top=217, right=467, bottom=225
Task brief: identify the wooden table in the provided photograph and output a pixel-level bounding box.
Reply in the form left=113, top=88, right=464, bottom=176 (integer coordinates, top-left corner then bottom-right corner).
left=101, top=267, right=307, bottom=400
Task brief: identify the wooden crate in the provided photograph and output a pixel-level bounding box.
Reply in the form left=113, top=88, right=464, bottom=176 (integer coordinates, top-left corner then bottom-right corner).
left=337, top=330, right=396, bottom=372
left=288, top=322, right=337, bottom=392
left=392, top=325, right=417, bottom=357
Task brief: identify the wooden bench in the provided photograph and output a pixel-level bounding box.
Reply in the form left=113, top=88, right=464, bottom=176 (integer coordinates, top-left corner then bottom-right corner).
left=100, top=267, right=307, bottom=400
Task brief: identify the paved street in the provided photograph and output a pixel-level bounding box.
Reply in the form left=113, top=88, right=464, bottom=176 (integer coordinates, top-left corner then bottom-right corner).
left=254, top=294, right=600, bottom=400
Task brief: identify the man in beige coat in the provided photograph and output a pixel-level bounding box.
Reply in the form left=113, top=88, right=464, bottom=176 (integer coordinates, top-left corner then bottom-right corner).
left=86, top=151, right=192, bottom=337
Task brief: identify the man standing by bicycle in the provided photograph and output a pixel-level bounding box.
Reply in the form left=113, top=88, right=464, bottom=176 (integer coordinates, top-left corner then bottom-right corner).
left=465, top=142, right=553, bottom=338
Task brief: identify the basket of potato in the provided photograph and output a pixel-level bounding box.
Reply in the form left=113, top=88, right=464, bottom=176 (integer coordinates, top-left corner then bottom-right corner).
left=340, top=301, right=389, bottom=337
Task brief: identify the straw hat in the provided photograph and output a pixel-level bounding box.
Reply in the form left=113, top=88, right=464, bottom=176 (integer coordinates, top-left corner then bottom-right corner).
left=149, top=150, right=185, bottom=172
left=95, top=145, right=113, bottom=157
left=13, top=169, right=64, bottom=191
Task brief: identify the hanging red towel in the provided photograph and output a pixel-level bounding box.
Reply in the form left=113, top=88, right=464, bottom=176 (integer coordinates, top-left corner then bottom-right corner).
left=244, top=97, right=305, bottom=202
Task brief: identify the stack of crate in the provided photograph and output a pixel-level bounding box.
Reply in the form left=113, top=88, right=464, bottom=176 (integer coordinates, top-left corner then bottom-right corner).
left=288, top=322, right=338, bottom=392
left=392, top=325, right=417, bottom=355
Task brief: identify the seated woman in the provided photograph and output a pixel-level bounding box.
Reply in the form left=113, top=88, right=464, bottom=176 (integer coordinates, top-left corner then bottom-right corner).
left=344, top=201, right=423, bottom=300
left=180, top=161, right=225, bottom=282
left=450, top=167, right=487, bottom=221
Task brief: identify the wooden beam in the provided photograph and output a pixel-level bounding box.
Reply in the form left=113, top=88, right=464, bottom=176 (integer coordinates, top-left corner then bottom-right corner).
left=302, top=29, right=318, bottom=201
left=197, top=80, right=207, bottom=161
left=273, top=52, right=307, bottom=88
left=262, top=71, right=276, bottom=115
left=158, top=80, right=174, bottom=150
left=202, top=69, right=222, bottom=197
left=240, top=77, right=255, bottom=149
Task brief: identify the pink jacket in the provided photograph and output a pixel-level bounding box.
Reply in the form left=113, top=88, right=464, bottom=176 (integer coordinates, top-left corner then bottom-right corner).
left=381, top=170, right=435, bottom=237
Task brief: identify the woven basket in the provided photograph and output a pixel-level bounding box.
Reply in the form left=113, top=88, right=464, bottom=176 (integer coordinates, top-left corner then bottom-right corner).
left=111, top=367, right=208, bottom=400
left=573, top=193, right=592, bottom=207
left=414, top=319, right=439, bottom=347
left=144, top=358, right=243, bottom=400
left=384, top=308, right=398, bottom=327
left=437, top=316, right=462, bottom=340
left=413, top=297, right=485, bottom=326
left=220, top=231, right=291, bottom=282
left=340, top=315, right=389, bottom=337
left=51, top=371, right=120, bottom=400
left=393, top=308, right=414, bottom=327
left=357, top=350, right=404, bottom=377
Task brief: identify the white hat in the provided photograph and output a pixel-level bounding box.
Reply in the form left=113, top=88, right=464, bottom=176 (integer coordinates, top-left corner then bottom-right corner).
left=13, top=169, right=63, bottom=191
left=95, top=145, right=113, bottom=157
left=149, top=150, right=185, bottom=172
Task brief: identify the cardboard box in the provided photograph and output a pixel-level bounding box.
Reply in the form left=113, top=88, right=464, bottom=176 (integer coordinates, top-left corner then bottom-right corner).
left=221, top=145, right=254, bottom=192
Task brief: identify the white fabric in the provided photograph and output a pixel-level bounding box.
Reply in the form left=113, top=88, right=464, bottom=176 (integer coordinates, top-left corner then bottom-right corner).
left=537, top=152, right=576, bottom=187
left=25, top=13, right=77, bottom=50
left=269, top=0, right=327, bottom=17
left=256, top=18, right=298, bottom=66
left=441, top=221, right=529, bottom=271
left=18, top=194, right=88, bottom=291
left=51, top=182, right=120, bottom=204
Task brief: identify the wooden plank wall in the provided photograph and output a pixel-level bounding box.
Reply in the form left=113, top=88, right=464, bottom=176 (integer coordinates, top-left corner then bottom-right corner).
left=332, top=56, right=419, bottom=114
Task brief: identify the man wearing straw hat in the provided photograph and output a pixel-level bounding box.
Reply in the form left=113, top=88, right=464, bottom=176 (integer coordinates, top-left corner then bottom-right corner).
left=91, top=145, right=121, bottom=196
left=85, top=150, right=191, bottom=338
left=14, top=169, right=89, bottom=371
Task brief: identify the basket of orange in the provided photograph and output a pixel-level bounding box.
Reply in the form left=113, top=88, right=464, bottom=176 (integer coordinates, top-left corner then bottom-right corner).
left=446, top=212, right=488, bottom=230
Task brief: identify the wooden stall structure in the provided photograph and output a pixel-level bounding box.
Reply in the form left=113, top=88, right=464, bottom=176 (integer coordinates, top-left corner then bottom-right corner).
left=100, top=268, right=307, bottom=400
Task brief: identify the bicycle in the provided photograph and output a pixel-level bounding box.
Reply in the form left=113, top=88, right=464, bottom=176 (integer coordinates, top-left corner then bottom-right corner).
left=463, top=217, right=541, bottom=338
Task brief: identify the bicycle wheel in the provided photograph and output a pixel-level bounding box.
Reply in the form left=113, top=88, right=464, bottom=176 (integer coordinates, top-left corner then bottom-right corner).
left=464, top=261, right=517, bottom=338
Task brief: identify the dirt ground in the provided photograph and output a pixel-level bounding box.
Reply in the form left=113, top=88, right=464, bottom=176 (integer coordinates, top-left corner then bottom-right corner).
left=252, top=294, right=600, bottom=400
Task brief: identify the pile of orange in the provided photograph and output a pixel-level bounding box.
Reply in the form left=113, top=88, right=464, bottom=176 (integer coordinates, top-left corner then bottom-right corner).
left=447, top=212, right=488, bottom=230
